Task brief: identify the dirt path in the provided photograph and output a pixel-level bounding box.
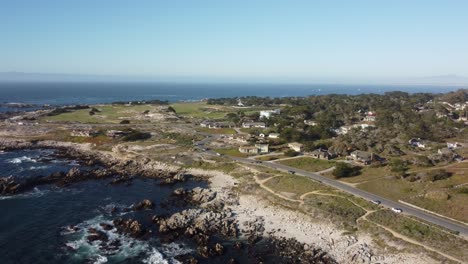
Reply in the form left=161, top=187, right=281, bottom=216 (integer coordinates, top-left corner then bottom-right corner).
left=247, top=165, right=464, bottom=263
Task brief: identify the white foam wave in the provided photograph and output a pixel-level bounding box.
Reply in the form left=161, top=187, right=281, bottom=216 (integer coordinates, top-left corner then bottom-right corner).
left=93, top=255, right=108, bottom=264
left=28, top=165, right=50, bottom=170
left=143, top=248, right=169, bottom=264
left=0, top=187, right=48, bottom=200
left=7, top=156, right=38, bottom=164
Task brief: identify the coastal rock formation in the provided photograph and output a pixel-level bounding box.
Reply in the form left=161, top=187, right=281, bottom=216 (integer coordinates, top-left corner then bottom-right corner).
left=112, top=218, right=145, bottom=238
left=133, top=199, right=155, bottom=211
left=0, top=176, right=21, bottom=195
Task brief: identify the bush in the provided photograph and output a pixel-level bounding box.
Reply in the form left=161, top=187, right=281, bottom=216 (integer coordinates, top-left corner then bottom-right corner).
left=389, top=158, right=408, bottom=176
left=122, top=130, right=152, bottom=141
left=333, top=163, right=361, bottom=178
left=120, top=120, right=130, bottom=124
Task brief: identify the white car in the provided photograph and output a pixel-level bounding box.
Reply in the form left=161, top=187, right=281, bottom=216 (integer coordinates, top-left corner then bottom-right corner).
left=391, top=207, right=403, bottom=213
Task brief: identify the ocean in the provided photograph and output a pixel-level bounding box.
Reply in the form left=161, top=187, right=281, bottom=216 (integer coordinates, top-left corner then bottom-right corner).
left=0, top=82, right=461, bottom=108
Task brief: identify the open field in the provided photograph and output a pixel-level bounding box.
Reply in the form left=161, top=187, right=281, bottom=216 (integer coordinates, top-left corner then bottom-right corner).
left=277, top=157, right=335, bottom=172
left=339, top=166, right=392, bottom=184
left=367, top=210, right=468, bottom=262
left=40, top=104, right=171, bottom=124
left=302, top=194, right=366, bottom=225
left=263, top=175, right=332, bottom=199
left=170, top=101, right=274, bottom=119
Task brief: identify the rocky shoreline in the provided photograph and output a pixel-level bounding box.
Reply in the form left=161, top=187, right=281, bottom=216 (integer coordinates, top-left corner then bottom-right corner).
left=0, top=138, right=339, bottom=263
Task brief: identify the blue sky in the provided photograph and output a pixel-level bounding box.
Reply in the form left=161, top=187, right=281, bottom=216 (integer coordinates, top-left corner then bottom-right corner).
left=1, top=0, right=468, bottom=83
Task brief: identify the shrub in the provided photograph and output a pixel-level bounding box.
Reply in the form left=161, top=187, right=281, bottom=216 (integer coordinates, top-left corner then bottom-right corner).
left=333, top=163, right=361, bottom=178
left=284, top=149, right=299, bottom=157
left=120, top=120, right=130, bottom=124
left=122, top=130, right=151, bottom=141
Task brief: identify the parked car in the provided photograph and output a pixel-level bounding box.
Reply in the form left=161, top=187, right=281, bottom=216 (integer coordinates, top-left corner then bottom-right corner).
left=371, top=200, right=381, bottom=205
left=288, top=170, right=296, bottom=174
left=391, top=207, right=403, bottom=213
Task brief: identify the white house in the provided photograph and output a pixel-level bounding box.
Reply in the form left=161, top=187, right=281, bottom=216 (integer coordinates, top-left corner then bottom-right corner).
left=288, top=142, right=304, bottom=152
left=364, top=111, right=377, bottom=122
left=242, top=122, right=266, bottom=128
left=259, top=109, right=281, bottom=119
left=447, top=142, right=463, bottom=149
left=268, top=133, right=280, bottom=139
left=304, top=120, right=318, bottom=126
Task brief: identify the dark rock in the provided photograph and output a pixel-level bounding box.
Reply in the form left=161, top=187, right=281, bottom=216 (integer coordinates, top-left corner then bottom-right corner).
left=133, top=199, right=155, bottom=211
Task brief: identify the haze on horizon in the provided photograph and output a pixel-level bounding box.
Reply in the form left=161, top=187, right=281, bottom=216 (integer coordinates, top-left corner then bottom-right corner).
left=1, top=0, right=468, bottom=85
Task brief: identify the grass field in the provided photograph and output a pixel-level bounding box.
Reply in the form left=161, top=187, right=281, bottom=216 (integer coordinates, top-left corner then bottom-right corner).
left=367, top=210, right=468, bottom=262
left=170, top=101, right=278, bottom=120
left=263, top=175, right=331, bottom=198
left=41, top=104, right=163, bottom=124
left=277, top=157, right=335, bottom=172
left=339, top=166, right=391, bottom=184
left=303, top=194, right=366, bottom=225
left=213, top=148, right=248, bottom=158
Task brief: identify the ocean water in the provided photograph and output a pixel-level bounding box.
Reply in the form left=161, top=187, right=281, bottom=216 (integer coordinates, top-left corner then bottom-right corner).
left=0, top=149, right=204, bottom=264
left=0, top=82, right=460, bottom=110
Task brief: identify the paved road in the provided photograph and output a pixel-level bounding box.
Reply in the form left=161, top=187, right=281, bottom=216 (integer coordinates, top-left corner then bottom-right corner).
left=194, top=137, right=468, bottom=237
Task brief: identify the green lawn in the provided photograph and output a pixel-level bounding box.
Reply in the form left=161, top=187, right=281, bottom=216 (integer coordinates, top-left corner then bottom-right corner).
left=170, top=102, right=232, bottom=119
left=214, top=148, right=248, bottom=158
left=277, top=157, right=335, bottom=172
left=263, top=175, right=331, bottom=198
left=41, top=104, right=162, bottom=124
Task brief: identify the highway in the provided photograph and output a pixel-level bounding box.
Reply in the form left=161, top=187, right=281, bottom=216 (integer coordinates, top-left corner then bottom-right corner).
left=194, top=136, right=468, bottom=237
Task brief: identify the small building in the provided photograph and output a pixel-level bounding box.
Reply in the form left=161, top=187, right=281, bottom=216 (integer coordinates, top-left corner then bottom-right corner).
left=310, top=148, right=333, bottom=160
left=200, top=120, right=212, bottom=128
left=259, top=133, right=266, bottom=138
left=238, top=143, right=269, bottom=154
left=242, top=122, right=266, bottom=128
left=408, top=138, right=428, bottom=149
left=304, top=120, right=318, bottom=126
left=255, top=143, right=269, bottom=153
left=288, top=142, right=304, bottom=152
left=447, top=142, right=463, bottom=149
left=260, top=109, right=281, bottom=119
left=349, top=150, right=373, bottom=165
left=239, top=146, right=259, bottom=154
left=364, top=111, right=377, bottom=122
left=268, top=133, right=280, bottom=139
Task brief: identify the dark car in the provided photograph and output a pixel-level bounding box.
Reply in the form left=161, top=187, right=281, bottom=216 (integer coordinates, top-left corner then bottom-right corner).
left=288, top=170, right=296, bottom=174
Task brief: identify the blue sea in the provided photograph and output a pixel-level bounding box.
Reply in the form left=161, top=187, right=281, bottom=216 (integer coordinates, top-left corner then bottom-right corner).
left=0, top=82, right=461, bottom=111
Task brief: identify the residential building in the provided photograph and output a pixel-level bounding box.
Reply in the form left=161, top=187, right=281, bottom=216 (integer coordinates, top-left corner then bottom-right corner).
left=238, top=143, right=269, bottom=154
left=447, top=142, right=463, bottom=149
left=288, top=142, right=304, bottom=152
left=260, top=109, right=281, bottom=119
left=363, top=111, right=377, bottom=122
left=349, top=150, right=373, bottom=165
left=242, top=122, right=266, bottom=128
left=304, top=120, right=318, bottom=126
left=408, top=138, right=428, bottom=149
left=268, top=133, right=280, bottom=139
left=309, top=148, right=333, bottom=160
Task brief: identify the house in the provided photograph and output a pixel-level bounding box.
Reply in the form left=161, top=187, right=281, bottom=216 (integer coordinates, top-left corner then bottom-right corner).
left=349, top=150, right=373, bottom=165
left=71, top=128, right=98, bottom=137
left=238, top=143, right=269, bottom=154
left=447, top=142, right=463, bottom=149
left=200, top=120, right=212, bottom=128
left=364, top=111, right=377, bottom=122
left=268, top=133, right=280, bottom=139
left=239, top=146, right=260, bottom=154
left=260, top=109, right=281, bottom=119
left=408, top=138, right=428, bottom=149
left=304, top=120, right=318, bottom=126
left=288, top=142, right=304, bottom=152
left=255, top=143, right=269, bottom=153
left=200, top=120, right=234, bottom=129
left=310, top=148, right=333, bottom=160
left=237, top=99, right=245, bottom=107
left=242, top=122, right=266, bottom=128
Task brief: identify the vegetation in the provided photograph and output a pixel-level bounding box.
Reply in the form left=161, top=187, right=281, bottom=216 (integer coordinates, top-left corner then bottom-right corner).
left=333, top=163, right=361, bottom=178
left=122, top=130, right=152, bottom=141
left=278, top=157, right=335, bottom=172
left=367, top=210, right=468, bottom=261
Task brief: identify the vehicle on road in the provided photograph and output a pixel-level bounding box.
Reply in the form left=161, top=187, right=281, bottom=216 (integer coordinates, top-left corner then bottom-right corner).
left=254, top=160, right=262, bottom=163
left=216, top=153, right=222, bottom=156
left=288, top=170, right=296, bottom=174
left=391, top=207, right=403, bottom=213
left=371, top=200, right=381, bottom=205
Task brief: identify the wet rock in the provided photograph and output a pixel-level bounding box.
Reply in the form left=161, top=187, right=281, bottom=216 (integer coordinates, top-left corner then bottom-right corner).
left=113, top=218, right=144, bottom=237
left=173, top=188, right=186, bottom=196
left=133, top=199, right=155, bottom=211
left=87, top=228, right=108, bottom=243
left=214, top=243, right=224, bottom=255
left=99, top=223, right=114, bottom=231
left=0, top=176, right=21, bottom=195
left=190, top=187, right=216, bottom=204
